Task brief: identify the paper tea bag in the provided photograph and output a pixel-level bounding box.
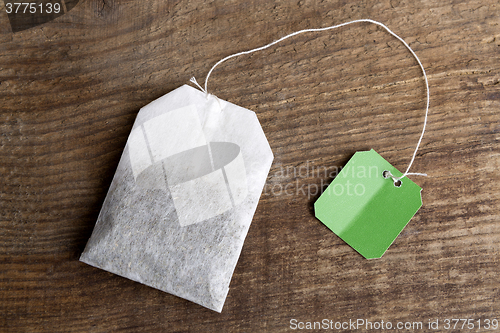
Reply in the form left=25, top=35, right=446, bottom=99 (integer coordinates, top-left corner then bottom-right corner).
left=80, top=85, right=274, bottom=312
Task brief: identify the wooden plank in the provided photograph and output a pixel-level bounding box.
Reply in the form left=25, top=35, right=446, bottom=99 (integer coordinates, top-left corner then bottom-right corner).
left=1, top=0, right=499, bottom=331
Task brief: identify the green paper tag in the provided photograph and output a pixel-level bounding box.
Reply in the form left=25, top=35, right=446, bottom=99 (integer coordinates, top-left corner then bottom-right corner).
left=314, top=149, right=422, bottom=259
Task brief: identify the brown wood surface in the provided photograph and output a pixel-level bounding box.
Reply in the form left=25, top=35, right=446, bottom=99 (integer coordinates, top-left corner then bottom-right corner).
left=1, top=0, right=499, bottom=332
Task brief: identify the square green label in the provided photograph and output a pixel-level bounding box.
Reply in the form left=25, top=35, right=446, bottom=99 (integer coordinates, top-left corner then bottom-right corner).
left=315, top=149, right=422, bottom=259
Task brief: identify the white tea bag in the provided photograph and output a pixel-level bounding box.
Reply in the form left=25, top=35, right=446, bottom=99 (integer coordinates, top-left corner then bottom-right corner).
left=80, top=85, right=273, bottom=312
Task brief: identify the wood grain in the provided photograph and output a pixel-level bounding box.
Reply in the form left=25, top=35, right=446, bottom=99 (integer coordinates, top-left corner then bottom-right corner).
left=1, top=0, right=499, bottom=331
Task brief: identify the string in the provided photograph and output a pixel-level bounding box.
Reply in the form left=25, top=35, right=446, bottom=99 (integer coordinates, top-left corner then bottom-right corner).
left=190, top=77, right=208, bottom=96
left=198, top=19, right=430, bottom=181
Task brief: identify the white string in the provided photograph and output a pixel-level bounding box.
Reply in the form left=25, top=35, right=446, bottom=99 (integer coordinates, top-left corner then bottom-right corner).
left=190, top=77, right=208, bottom=95
left=199, top=19, right=430, bottom=181
left=190, top=77, right=224, bottom=114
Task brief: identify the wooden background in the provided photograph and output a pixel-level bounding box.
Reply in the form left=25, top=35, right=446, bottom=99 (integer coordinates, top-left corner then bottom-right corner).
left=1, top=0, right=499, bottom=331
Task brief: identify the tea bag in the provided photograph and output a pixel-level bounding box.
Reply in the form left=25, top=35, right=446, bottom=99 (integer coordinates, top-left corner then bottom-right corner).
left=81, top=19, right=430, bottom=311
left=80, top=85, right=274, bottom=312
